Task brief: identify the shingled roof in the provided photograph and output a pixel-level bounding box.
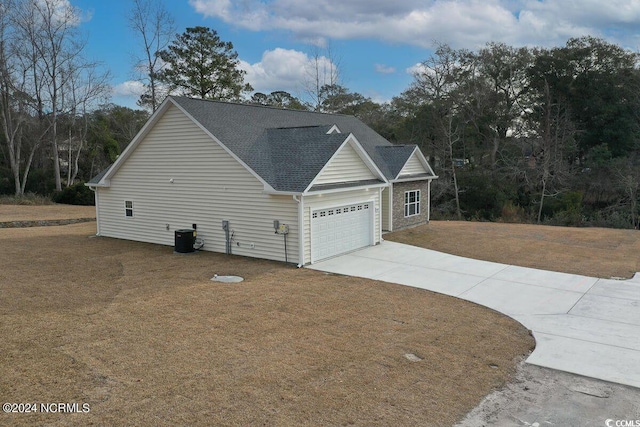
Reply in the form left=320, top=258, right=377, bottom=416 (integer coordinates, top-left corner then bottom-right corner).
left=375, top=145, right=419, bottom=179
left=247, top=125, right=349, bottom=192
left=171, top=97, right=402, bottom=183
left=89, top=96, right=432, bottom=192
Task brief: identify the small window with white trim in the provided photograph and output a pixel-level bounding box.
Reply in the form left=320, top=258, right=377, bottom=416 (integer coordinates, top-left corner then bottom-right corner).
left=404, top=190, right=420, bottom=217
left=125, top=200, right=134, bottom=217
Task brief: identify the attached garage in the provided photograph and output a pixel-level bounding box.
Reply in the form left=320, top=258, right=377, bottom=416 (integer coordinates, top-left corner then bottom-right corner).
left=310, top=202, right=374, bottom=263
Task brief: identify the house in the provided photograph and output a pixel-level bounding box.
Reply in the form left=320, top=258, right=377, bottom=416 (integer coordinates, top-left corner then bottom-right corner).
left=86, top=96, right=437, bottom=265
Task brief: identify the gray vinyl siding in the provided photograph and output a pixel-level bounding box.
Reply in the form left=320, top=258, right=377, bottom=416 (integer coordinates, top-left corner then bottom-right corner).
left=314, top=142, right=376, bottom=185
left=303, top=188, right=381, bottom=264
left=96, top=104, right=299, bottom=264
left=399, top=153, right=427, bottom=176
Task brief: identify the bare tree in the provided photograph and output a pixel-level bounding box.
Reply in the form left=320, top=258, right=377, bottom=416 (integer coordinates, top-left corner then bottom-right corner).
left=11, top=0, right=109, bottom=191
left=532, top=80, right=576, bottom=223
left=303, top=44, right=341, bottom=111
left=129, top=0, right=174, bottom=112
left=410, top=44, right=465, bottom=219
left=62, top=63, right=110, bottom=186
left=0, top=0, right=42, bottom=195
left=13, top=0, right=82, bottom=190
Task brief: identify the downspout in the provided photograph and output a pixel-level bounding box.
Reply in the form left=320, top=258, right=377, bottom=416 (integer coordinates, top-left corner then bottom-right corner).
left=379, top=186, right=384, bottom=241
left=427, top=180, right=431, bottom=223
left=293, top=195, right=304, bottom=268
left=389, top=183, right=394, bottom=232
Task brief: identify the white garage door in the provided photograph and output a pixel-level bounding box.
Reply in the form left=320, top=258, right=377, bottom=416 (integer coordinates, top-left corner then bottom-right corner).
left=311, top=202, right=373, bottom=263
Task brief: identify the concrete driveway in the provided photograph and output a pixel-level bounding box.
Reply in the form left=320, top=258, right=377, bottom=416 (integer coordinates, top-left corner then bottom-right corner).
left=307, top=241, right=640, bottom=389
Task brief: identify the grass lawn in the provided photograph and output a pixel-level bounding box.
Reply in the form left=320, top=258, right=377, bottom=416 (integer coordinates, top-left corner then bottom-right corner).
left=386, top=220, right=640, bottom=279
left=0, top=204, right=95, bottom=223
left=0, top=218, right=533, bottom=426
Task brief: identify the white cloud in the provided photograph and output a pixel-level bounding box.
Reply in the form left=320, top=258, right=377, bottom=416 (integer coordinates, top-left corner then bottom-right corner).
left=190, top=0, right=640, bottom=49
left=239, top=48, right=337, bottom=96
left=405, top=63, right=426, bottom=76
left=35, top=0, right=89, bottom=27
left=112, top=80, right=145, bottom=97
left=375, top=64, right=396, bottom=74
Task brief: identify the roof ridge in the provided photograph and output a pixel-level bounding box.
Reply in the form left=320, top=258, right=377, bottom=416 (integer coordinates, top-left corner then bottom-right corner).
left=171, top=95, right=353, bottom=117
left=377, top=144, right=416, bottom=148
left=270, top=124, right=330, bottom=130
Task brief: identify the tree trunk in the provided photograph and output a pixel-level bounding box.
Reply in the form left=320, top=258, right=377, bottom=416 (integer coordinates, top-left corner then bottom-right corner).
left=2, top=111, right=22, bottom=195
left=447, top=117, right=462, bottom=220
left=70, top=134, right=83, bottom=184
left=67, top=129, right=72, bottom=187
left=51, top=87, right=62, bottom=190
left=537, top=177, right=546, bottom=223
left=20, top=142, right=38, bottom=195
left=452, top=160, right=462, bottom=220
left=537, top=79, right=552, bottom=224
left=490, top=134, right=499, bottom=168
left=52, top=136, right=61, bottom=190
left=10, top=147, right=20, bottom=195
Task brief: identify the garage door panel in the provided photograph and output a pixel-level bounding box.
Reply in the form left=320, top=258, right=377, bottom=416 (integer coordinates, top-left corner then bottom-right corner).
left=311, top=202, right=373, bottom=263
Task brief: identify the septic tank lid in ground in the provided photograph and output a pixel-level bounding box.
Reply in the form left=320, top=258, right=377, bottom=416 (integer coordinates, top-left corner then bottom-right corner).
left=210, top=274, right=244, bottom=283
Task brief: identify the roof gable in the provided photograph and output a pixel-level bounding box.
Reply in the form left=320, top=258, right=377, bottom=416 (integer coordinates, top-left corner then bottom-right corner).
left=376, top=145, right=437, bottom=181
left=311, top=136, right=380, bottom=188
left=251, top=125, right=348, bottom=192
left=87, top=99, right=175, bottom=188
left=398, top=150, right=429, bottom=177
left=88, top=99, right=277, bottom=191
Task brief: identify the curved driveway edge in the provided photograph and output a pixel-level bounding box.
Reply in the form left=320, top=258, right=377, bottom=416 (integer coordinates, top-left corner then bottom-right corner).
left=307, top=241, right=640, bottom=389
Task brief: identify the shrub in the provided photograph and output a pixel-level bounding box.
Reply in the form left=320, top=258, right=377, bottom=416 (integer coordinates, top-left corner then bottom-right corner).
left=500, top=201, right=526, bottom=223
left=458, top=173, right=505, bottom=221
left=0, top=193, right=54, bottom=205
left=586, top=209, right=634, bottom=229
left=52, top=183, right=95, bottom=206
left=545, top=191, right=584, bottom=226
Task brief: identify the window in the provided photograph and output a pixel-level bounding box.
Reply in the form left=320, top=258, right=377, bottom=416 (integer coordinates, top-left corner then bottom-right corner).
left=404, top=190, right=420, bottom=217
left=125, top=201, right=134, bottom=217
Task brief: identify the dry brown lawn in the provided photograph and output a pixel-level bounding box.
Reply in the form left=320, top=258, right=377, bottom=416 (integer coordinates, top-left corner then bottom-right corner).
left=386, top=220, right=640, bottom=279
left=0, top=204, right=95, bottom=222
left=0, top=216, right=533, bottom=426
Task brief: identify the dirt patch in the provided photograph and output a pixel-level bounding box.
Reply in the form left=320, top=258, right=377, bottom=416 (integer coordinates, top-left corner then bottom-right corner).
left=0, top=222, right=533, bottom=426
left=456, top=362, right=640, bottom=427
left=386, top=221, right=640, bottom=279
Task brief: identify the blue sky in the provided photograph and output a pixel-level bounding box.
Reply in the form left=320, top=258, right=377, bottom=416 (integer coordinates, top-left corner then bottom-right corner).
left=69, top=0, right=640, bottom=109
